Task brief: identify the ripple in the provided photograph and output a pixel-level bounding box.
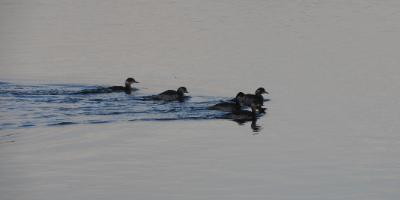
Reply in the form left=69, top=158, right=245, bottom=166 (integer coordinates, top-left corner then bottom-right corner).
left=1, top=82, right=250, bottom=130
left=49, top=122, right=78, bottom=126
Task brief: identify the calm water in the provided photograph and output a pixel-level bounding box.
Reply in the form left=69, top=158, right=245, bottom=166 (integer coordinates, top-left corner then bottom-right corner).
left=1, top=0, right=400, bottom=200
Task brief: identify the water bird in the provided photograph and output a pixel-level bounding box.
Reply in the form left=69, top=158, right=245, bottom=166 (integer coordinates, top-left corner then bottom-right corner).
left=109, top=77, right=139, bottom=94
left=153, top=87, right=189, bottom=101
left=237, top=87, right=268, bottom=112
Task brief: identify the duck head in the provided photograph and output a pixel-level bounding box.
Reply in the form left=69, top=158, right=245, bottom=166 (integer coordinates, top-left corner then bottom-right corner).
left=125, top=77, right=139, bottom=86
left=255, top=87, right=268, bottom=95
left=177, top=87, right=189, bottom=94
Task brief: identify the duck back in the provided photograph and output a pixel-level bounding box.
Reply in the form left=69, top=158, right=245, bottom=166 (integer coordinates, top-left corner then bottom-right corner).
left=156, top=90, right=182, bottom=101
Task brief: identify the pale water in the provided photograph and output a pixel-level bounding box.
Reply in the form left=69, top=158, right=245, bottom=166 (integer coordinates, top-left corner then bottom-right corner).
left=1, top=0, right=400, bottom=200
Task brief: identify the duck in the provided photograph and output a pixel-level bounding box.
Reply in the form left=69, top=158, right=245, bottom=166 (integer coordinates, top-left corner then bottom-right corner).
left=208, top=92, right=244, bottom=112
left=237, top=87, right=268, bottom=112
left=154, top=87, right=189, bottom=101
left=109, top=78, right=139, bottom=94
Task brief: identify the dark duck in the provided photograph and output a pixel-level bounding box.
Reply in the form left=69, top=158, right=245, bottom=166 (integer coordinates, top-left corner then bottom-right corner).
left=208, top=92, right=244, bottom=112
left=109, top=78, right=139, bottom=94
left=237, top=87, right=268, bottom=113
left=154, top=87, right=189, bottom=101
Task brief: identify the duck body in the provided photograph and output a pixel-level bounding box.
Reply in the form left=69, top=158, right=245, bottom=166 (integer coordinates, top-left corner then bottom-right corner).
left=109, top=86, right=131, bottom=93
left=154, top=87, right=189, bottom=101
left=241, top=94, right=263, bottom=106
left=237, top=87, right=268, bottom=112
left=76, top=77, right=139, bottom=94
left=108, top=77, right=139, bottom=94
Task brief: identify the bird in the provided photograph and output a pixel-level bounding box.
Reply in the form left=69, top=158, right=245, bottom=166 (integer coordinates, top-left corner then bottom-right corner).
left=237, top=87, right=268, bottom=113
left=108, top=77, right=139, bottom=94
left=153, top=87, right=189, bottom=101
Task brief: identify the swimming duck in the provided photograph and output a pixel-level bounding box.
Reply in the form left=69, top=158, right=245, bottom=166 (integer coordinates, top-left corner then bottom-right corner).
left=109, top=78, right=139, bottom=94
left=154, top=87, right=189, bottom=101
left=208, top=92, right=244, bottom=112
left=238, top=87, right=268, bottom=112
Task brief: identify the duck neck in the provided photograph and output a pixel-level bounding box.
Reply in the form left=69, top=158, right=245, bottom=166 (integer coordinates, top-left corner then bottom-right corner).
left=177, top=91, right=184, bottom=97
left=124, top=84, right=132, bottom=94
left=255, top=93, right=264, bottom=100
left=125, top=83, right=132, bottom=90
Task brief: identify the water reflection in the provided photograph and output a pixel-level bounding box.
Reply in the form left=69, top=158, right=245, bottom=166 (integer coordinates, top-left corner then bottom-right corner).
left=232, top=118, right=263, bottom=133
left=251, top=120, right=262, bottom=132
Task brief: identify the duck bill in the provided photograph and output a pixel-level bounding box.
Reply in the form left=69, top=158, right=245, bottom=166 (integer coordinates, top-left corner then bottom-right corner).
left=134, top=81, right=139, bottom=83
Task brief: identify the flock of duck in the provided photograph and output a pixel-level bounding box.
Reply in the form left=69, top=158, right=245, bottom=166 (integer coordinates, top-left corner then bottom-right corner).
left=109, top=77, right=269, bottom=121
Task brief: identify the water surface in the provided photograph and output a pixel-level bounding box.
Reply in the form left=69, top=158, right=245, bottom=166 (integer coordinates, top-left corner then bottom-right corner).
left=1, top=0, right=400, bottom=200
left=1, top=81, right=259, bottom=130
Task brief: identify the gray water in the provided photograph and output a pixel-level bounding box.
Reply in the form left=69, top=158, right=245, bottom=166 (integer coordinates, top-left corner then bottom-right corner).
left=1, top=0, right=400, bottom=200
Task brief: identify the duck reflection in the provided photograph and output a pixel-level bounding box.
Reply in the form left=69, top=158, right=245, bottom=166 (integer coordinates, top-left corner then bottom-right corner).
left=232, top=118, right=262, bottom=132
